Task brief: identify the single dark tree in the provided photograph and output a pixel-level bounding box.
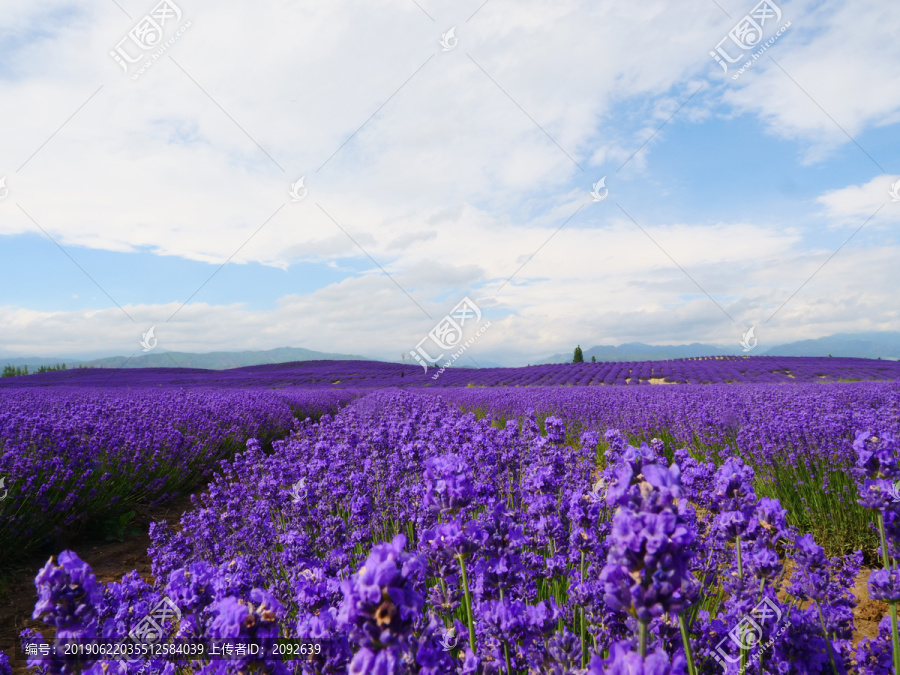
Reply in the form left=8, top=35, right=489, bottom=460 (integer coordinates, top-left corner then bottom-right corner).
left=591, top=355, right=597, bottom=363
left=573, top=345, right=584, bottom=363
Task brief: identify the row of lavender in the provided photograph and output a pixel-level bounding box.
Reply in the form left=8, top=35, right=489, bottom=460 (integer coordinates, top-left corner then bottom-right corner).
left=2, top=356, right=898, bottom=389
left=0, top=386, right=357, bottom=564
left=15, top=390, right=900, bottom=674
left=426, top=382, right=900, bottom=556
left=426, top=381, right=900, bottom=461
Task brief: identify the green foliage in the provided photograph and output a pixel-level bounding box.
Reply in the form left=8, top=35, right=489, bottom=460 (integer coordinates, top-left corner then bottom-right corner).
left=2, top=362, right=66, bottom=377
left=36, top=363, right=67, bottom=373
left=573, top=345, right=584, bottom=363
left=100, top=510, right=142, bottom=542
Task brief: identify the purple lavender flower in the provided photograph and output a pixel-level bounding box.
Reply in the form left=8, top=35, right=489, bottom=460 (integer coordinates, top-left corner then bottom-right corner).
left=581, top=430, right=600, bottom=452
left=672, top=448, right=716, bottom=511
left=600, top=508, right=695, bottom=620
left=600, top=455, right=697, bottom=622
left=422, top=453, right=475, bottom=514
left=709, top=457, right=756, bottom=515
left=856, top=615, right=897, bottom=675
left=420, top=519, right=487, bottom=560
left=32, top=551, right=102, bottom=639
left=854, top=431, right=900, bottom=480
left=338, top=534, right=425, bottom=663
left=165, top=560, right=218, bottom=605
left=588, top=641, right=687, bottom=674
left=544, top=416, right=567, bottom=444
left=207, top=588, right=286, bottom=674
left=868, top=568, right=900, bottom=603
left=746, top=547, right=781, bottom=579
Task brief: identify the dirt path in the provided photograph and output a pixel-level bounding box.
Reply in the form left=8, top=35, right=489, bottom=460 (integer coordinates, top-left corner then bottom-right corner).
left=853, top=569, right=888, bottom=644
left=0, top=494, right=195, bottom=675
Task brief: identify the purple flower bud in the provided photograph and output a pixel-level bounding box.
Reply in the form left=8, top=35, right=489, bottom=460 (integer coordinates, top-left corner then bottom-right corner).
left=339, top=534, right=425, bottom=660
left=853, top=431, right=900, bottom=481
left=588, top=641, right=687, bottom=674
left=422, top=453, right=475, bottom=513
left=33, top=551, right=102, bottom=639
left=544, top=416, right=566, bottom=444
left=868, top=568, right=900, bottom=603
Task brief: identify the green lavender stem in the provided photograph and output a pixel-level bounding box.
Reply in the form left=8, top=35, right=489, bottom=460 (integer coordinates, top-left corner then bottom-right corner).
left=678, top=613, right=698, bottom=675
left=639, top=619, right=648, bottom=658
left=877, top=513, right=900, bottom=675
left=499, top=587, right=514, bottom=674
left=580, top=551, right=587, bottom=668
left=457, top=554, right=476, bottom=652
left=816, top=602, right=839, bottom=675
left=736, top=536, right=748, bottom=674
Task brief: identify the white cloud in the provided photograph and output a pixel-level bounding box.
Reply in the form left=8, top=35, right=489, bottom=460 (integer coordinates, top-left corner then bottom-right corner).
left=717, top=0, right=900, bottom=162
left=1, top=0, right=899, bottom=363
left=816, top=174, right=900, bottom=225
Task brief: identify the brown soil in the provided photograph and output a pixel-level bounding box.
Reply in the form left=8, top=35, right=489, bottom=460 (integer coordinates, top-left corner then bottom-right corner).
left=854, top=568, right=888, bottom=644
left=0, top=494, right=194, bottom=675
left=772, top=559, right=886, bottom=646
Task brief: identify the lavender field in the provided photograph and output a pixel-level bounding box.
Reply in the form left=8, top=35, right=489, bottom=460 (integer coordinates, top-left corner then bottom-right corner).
left=7, top=0, right=900, bottom=669
left=2, top=358, right=900, bottom=675
left=3, top=355, right=898, bottom=389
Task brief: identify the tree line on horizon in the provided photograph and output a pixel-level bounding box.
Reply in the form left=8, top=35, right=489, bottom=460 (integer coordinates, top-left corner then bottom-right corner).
left=2, top=363, right=67, bottom=377
left=0, top=363, right=99, bottom=377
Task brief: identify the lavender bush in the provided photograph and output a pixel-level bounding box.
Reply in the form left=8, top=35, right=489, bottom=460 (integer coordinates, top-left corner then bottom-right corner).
left=0, top=386, right=356, bottom=562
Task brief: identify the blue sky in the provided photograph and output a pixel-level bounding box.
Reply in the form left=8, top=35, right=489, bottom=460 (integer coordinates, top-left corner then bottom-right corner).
left=1, top=0, right=899, bottom=365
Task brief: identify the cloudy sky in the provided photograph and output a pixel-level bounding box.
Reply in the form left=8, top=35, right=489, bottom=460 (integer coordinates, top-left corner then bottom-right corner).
left=1, top=0, right=898, bottom=366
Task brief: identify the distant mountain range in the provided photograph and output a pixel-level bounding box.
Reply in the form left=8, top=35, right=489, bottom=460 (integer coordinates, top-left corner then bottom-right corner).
left=3, top=331, right=899, bottom=373
left=0, top=346, right=374, bottom=371
left=537, top=332, right=900, bottom=364
left=761, top=332, right=900, bottom=359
